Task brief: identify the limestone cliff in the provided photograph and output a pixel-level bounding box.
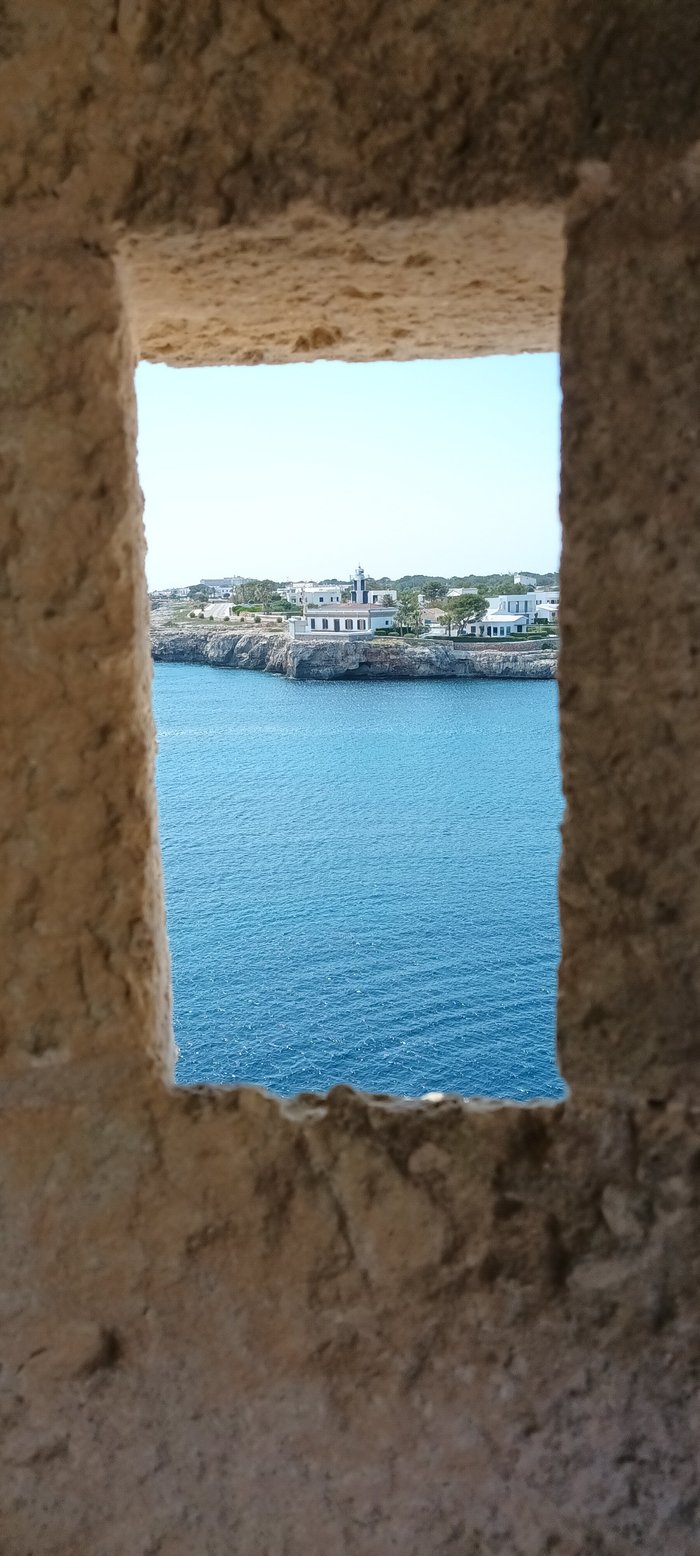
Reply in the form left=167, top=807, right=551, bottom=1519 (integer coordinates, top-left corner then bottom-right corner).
left=150, top=626, right=557, bottom=680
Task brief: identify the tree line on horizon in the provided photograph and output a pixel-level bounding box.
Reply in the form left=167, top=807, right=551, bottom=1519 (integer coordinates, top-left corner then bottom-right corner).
left=177, top=571, right=559, bottom=616
left=364, top=572, right=559, bottom=594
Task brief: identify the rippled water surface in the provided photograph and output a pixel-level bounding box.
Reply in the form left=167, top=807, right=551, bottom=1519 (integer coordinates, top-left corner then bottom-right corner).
left=154, top=662, right=564, bottom=1099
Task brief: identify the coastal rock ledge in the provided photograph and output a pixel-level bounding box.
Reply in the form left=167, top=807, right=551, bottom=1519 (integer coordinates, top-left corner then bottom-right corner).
left=151, top=626, right=557, bottom=681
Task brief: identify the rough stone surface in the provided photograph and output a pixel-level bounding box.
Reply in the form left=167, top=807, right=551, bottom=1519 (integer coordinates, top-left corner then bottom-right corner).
left=2, top=3, right=700, bottom=1551
left=558, top=150, right=700, bottom=1106
left=151, top=624, right=558, bottom=679
left=3, top=1074, right=700, bottom=1555
left=123, top=205, right=563, bottom=365
left=0, top=241, right=172, bottom=1082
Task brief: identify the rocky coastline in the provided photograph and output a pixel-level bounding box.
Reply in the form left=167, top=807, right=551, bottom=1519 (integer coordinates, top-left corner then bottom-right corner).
left=151, top=625, right=558, bottom=681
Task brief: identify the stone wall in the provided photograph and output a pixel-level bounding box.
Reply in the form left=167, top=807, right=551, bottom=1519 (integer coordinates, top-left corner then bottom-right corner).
left=2, top=3, right=700, bottom=1552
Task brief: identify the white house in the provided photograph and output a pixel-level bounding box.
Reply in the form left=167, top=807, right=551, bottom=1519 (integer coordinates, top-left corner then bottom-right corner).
left=534, top=587, right=559, bottom=619
left=281, top=581, right=316, bottom=604
left=304, top=586, right=344, bottom=606
left=460, top=586, right=559, bottom=636
left=514, top=571, right=537, bottom=587
left=289, top=566, right=397, bottom=637
left=281, top=580, right=344, bottom=606
left=460, top=591, right=537, bottom=637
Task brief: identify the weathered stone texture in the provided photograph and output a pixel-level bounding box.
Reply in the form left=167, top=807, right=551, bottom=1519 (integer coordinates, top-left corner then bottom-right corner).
left=2, top=1, right=700, bottom=1551
left=558, top=151, right=700, bottom=1105
left=3, top=1078, right=700, bottom=1554
left=122, top=205, right=564, bottom=366
left=0, top=241, right=171, bottom=1079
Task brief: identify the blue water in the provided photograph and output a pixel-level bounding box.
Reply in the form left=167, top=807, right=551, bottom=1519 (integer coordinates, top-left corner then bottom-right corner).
left=153, top=663, right=565, bottom=1099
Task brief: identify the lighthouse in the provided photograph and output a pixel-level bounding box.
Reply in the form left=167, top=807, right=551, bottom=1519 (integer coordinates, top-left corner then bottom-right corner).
left=351, top=564, right=368, bottom=604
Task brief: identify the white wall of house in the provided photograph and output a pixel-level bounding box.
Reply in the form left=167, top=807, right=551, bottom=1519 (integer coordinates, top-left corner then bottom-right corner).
left=491, top=592, right=538, bottom=615
left=282, top=581, right=317, bottom=603
left=283, top=582, right=347, bottom=605
left=304, top=587, right=343, bottom=605
left=291, top=604, right=397, bottom=637
left=300, top=613, right=371, bottom=634
left=285, top=569, right=398, bottom=633
left=462, top=618, right=529, bottom=637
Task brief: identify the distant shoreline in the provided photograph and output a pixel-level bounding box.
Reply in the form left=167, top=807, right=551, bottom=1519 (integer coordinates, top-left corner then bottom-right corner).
left=150, top=625, right=558, bottom=682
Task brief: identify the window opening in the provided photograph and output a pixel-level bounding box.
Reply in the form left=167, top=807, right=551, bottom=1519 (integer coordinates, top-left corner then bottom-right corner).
left=139, top=356, right=562, bottom=1101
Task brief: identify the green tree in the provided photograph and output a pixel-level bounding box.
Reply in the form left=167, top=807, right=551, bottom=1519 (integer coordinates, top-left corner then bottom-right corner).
left=241, top=579, right=278, bottom=610
left=256, top=580, right=277, bottom=611
left=443, top=590, right=489, bottom=637
left=394, top=589, right=422, bottom=636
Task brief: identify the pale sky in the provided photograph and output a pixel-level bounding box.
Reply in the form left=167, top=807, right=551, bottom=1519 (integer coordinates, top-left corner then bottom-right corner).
left=136, top=354, right=561, bottom=589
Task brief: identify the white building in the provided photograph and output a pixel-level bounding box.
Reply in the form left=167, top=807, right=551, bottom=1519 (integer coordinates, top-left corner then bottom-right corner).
left=283, top=568, right=397, bottom=608
left=532, top=587, right=560, bottom=624
left=514, top=571, right=537, bottom=587
left=289, top=566, right=397, bottom=637
left=349, top=565, right=397, bottom=606
left=281, top=581, right=317, bottom=604
left=304, top=586, right=344, bottom=605
left=281, top=581, right=344, bottom=606
left=200, top=575, right=245, bottom=596
left=460, top=591, right=537, bottom=637
left=460, top=587, right=559, bottom=637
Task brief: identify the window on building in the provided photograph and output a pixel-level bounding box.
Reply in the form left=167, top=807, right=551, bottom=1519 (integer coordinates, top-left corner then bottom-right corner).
left=346, top=619, right=353, bottom=629
left=334, top=619, right=340, bottom=631
left=322, top=618, right=328, bottom=629
left=310, top=618, right=316, bottom=630
left=358, top=619, right=366, bottom=631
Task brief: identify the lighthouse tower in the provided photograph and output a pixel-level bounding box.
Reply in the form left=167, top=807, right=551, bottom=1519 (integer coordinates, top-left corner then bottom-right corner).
left=351, top=564, right=368, bottom=604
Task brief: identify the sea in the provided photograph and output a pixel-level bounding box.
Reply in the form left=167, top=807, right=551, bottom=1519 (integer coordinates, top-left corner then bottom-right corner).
left=153, top=662, right=565, bottom=1101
